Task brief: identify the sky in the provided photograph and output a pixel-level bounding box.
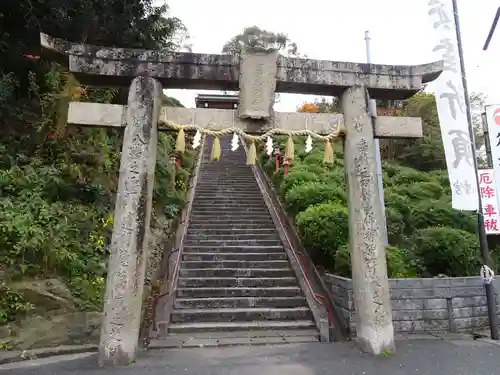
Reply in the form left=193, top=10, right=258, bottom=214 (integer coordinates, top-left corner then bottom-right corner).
left=162, top=0, right=500, bottom=112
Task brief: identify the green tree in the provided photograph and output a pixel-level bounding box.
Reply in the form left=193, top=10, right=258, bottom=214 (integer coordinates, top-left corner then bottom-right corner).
left=221, top=26, right=300, bottom=56
left=0, top=0, right=191, bottom=324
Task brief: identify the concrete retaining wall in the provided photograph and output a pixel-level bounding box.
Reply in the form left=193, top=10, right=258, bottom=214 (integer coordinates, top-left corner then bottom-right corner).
left=323, top=273, right=499, bottom=335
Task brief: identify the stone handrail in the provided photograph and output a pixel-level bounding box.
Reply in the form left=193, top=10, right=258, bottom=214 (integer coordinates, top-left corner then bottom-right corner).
left=241, top=142, right=350, bottom=341
left=150, top=138, right=205, bottom=336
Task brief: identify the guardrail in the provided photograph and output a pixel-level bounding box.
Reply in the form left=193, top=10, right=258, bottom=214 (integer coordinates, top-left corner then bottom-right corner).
left=150, top=137, right=205, bottom=336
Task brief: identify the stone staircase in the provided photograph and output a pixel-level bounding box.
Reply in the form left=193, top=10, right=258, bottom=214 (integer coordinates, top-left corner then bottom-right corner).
left=155, top=136, right=320, bottom=346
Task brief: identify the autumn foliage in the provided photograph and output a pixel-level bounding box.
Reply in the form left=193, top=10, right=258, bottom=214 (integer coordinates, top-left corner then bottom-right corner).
left=297, top=103, right=319, bottom=113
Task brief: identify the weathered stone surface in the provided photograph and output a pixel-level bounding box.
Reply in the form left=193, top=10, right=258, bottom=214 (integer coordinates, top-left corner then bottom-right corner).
left=68, top=102, right=422, bottom=138
left=9, top=278, right=79, bottom=313
left=40, top=33, right=443, bottom=100
left=0, top=312, right=101, bottom=350
left=98, top=76, right=162, bottom=366
left=324, top=274, right=500, bottom=335
left=138, top=213, right=174, bottom=347
left=341, top=85, right=394, bottom=355
left=238, top=51, right=278, bottom=119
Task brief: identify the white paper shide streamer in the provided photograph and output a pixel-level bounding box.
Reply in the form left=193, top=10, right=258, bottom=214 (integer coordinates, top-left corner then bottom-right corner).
left=305, top=135, right=312, bottom=153
left=265, top=136, right=273, bottom=156
left=427, top=0, right=478, bottom=210
left=231, top=132, right=239, bottom=151
left=192, top=130, right=201, bottom=149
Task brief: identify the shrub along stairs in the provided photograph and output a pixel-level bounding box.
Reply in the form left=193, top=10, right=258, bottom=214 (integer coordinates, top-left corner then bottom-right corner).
left=152, top=136, right=321, bottom=347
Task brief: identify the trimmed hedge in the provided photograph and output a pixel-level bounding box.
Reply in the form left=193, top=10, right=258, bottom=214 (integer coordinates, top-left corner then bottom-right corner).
left=261, top=144, right=484, bottom=278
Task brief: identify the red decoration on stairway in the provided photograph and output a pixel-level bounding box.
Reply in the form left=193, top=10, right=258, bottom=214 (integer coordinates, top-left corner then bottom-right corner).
left=283, top=161, right=289, bottom=176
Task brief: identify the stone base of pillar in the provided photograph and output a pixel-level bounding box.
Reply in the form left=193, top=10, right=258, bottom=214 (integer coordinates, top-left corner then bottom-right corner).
left=98, top=76, right=162, bottom=366
left=341, top=85, right=395, bottom=355
left=356, top=323, right=395, bottom=355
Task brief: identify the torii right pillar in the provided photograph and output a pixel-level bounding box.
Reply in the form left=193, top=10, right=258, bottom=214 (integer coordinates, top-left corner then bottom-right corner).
left=341, top=85, right=394, bottom=354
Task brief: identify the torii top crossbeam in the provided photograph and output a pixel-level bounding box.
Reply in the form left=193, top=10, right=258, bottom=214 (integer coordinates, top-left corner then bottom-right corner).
left=40, top=33, right=442, bottom=100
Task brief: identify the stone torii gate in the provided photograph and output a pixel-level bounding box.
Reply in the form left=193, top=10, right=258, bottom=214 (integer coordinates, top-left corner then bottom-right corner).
left=40, top=33, right=443, bottom=365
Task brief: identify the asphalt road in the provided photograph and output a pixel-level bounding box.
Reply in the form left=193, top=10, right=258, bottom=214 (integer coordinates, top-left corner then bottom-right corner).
left=1, top=339, right=499, bottom=375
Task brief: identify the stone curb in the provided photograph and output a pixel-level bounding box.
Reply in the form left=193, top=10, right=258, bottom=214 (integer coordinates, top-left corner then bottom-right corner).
left=0, top=344, right=98, bottom=365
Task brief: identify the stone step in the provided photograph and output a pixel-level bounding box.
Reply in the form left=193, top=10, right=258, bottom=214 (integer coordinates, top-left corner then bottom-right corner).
left=174, top=296, right=307, bottom=309
left=163, top=320, right=317, bottom=334
left=191, top=204, right=269, bottom=211
left=182, top=245, right=284, bottom=253
left=195, top=188, right=259, bottom=193
left=148, top=329, right=319, bottom=349
left=195, top=189, right=261, bottom=194
left=196, top=188, right=260, bottom=195
left=186, top=228, right=278, bottom=235
left=193, top=198, right=266, bottom=204
left=178, top=268, right=294, bottom=278
left=180, top=260, right=290, bottom=269
left=184, top=239, right=282, bottom=247
left=181, top=252, right=287, bottom=262
left=191, top=206, right=269, bottom=213
left=200, top=166, right=248, bottom=169
left=188, top=222, right=275, bottom=230
left=193, top=198, right=265, bottom=204
left=198, top=169, right=254, bottom=173
left=189, top=218, right=273, bottom=225
left=190, top=214, right=272, bottom=220
left=176, top=286, right=302, bottom=298
left=177, top=277, right=298, bottom=288
left=150, top=329, right=319, bottom=348
left=170, top=306, right=312, bottom=323
left=196, top=180, right=257, bottom=184
left=185, top=234, right=280, bottom=242
left=196, top=181, right=257, bottom=186
left=190, top=211, right=270, bottom=217
left=194, top=193, right=264, bottom=199
left=196, top=172, right=255, bottom=175
left=166, top=328, right=318, bottom=340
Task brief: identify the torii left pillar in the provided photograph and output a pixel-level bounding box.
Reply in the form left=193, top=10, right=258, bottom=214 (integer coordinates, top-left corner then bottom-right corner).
left=98, top=76, right=162, bottom=366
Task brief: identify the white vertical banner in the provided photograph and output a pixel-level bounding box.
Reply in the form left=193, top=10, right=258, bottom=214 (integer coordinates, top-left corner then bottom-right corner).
left=478, top=169, right=500, bottom=234
left=427, top=0, right=478, bottom=210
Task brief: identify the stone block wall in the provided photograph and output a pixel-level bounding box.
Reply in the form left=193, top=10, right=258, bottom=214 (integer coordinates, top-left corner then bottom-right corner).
left=323, top=273, right=499, bottom=335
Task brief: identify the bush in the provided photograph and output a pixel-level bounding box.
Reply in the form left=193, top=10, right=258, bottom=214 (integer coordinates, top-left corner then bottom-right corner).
left=391, top=181, right=444, bottom=201
left=334, top=244, right=417, bottom=278
left=284, top=181, right=346, bottom=216
left=388, top=166, right=435, bottom=185
left=280, top=169, right=320, bottom=197
left=408, top=199, right=476, bottom=233
left=386, top=206, right=406, bottom=244
left=295, top=202, right=348, bottom=270
left=0, top=283, right=32, bottom=325
left=385, top=191, right=412, bottom=217
left=428, top=170, right=451, bottom=196
left=258, top=136, right=483, bottom=278
left=293, top=163, right=326, bottom=175
left=301, top=153, right=325, bottom=166
left=412, top=227, right=479, bottom=277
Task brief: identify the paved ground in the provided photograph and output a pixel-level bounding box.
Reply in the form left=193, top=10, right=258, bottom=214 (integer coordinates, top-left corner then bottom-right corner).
left=1, top=338, right=499, bottom=375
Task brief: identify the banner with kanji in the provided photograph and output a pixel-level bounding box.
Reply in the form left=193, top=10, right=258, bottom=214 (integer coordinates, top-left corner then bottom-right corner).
left=479, top=169, right=500, bottom=234
left=427, top=0, right=478, bottom=210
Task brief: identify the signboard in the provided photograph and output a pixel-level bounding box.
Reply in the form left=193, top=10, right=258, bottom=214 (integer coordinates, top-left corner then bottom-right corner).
left=479, top=169, right=500, bottom=234
left=485, top=104, right=500, bottom=189
left=427, top=0, right=478, bottom=210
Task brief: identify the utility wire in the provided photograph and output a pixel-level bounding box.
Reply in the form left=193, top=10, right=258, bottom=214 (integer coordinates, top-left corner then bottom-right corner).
left=483, top=7, right=500, bottom=51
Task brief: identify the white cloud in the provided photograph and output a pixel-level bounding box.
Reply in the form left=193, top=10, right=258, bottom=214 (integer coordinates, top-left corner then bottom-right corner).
left=162, top=0, right=500, bottom=111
